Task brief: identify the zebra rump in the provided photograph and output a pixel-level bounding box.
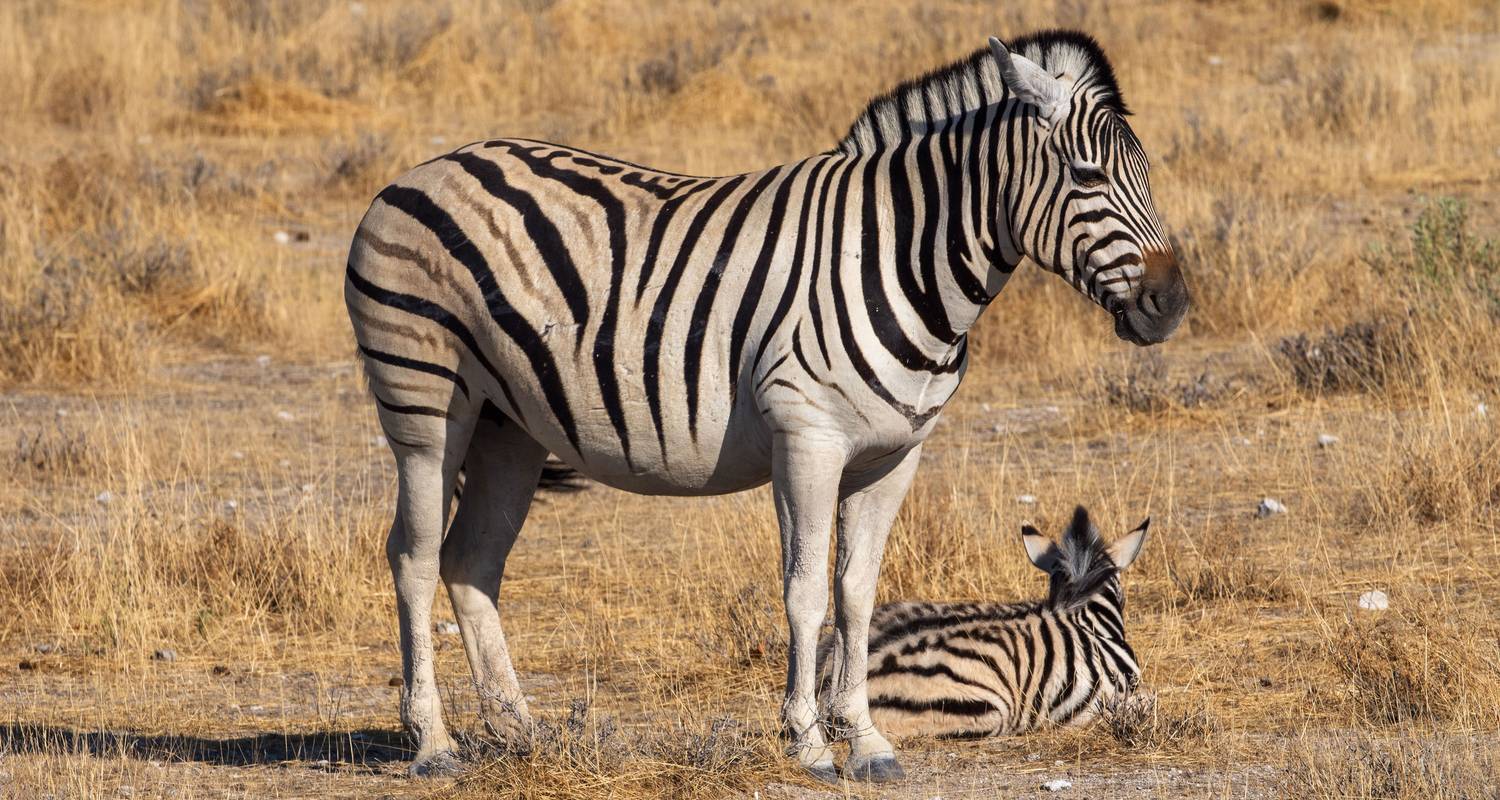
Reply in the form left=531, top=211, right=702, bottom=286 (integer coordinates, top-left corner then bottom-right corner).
left=819, top=506, right=1149, bottom=739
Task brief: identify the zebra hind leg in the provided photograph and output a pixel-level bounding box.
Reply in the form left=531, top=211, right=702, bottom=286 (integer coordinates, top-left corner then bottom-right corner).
left=440, top=407, right=548, bottom=754
left=383, top=412, right=477, bottom=778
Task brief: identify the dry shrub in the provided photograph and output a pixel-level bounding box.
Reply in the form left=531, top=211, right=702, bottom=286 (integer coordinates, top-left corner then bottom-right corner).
left=1096, top=351, right=1226, bottom=415
left=1280, top=198, right=1500, bottom=400
left=466, top=699, right=781, bottom=800
left=44, top=56, right=124, bottom=128
left=0, top=152, right=281, bottom=385
left=322, top=132, right=393, bottom=193
left=1275, top=319, right=1407, bottom=395
left=1325, top=604, right=1500, bottom=727
left=1100, top=692, right=1219, bottom=752
left=1280, top=733, right=1499, bottom=800
left=14, top=423, right=101, bottom=479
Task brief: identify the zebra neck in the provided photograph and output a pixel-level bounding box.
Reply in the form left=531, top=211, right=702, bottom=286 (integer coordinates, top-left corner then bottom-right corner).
left=851, top=112, right=1020, bottom=346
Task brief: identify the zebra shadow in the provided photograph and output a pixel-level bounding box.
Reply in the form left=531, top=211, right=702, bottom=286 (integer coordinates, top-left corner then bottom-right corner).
left=0, top=724, right=410, bottom=773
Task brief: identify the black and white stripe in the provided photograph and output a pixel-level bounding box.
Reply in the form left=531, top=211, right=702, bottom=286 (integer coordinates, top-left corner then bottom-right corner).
left=838, top=508, right=1150, bottom=739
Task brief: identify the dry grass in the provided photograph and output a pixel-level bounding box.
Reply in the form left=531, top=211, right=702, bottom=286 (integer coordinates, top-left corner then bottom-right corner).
left=1, top=0, right=1499, bottom=798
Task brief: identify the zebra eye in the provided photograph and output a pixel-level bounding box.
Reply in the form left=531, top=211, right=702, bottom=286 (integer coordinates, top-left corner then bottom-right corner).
left=1071, top=164, right=1108, bottom=188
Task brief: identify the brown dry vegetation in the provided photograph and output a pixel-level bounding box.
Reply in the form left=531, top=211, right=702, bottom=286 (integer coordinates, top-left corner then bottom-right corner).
left=2, top=1, right=1499, bottom=798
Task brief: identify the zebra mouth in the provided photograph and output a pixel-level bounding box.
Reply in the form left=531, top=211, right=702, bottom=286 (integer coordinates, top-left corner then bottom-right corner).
left=1112, top=306, right=1154, bottom=346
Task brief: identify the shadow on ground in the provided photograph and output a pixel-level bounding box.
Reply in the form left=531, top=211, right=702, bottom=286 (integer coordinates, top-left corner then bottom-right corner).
left=0, top=724, right=410, bottom=772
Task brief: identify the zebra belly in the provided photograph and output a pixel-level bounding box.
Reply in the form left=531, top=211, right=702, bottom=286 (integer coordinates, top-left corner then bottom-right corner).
left=482, top=355, right=778, bottom=496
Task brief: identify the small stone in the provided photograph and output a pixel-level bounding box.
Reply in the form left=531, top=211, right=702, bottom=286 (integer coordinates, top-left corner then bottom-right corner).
left=34, top=643, right=57, bottom=655
left=96, top=491, right=114, bottom=505
left=255, top=355, right=271, bottom=368
left=388, top=675, right=404, bottom=687
left=275, top=410, right=295, bottom=422
left=1316, top=433, right=1340, bottom=448
left=1025, top=752, right=1041, bottom=762
left=273, top=231, right=291, bottom=245
left=1233, top=437, right=1252, bottom=446
left=429, top=135, right=447, bottom=146
left=1206, top=55, right=1224, bottom=67
left=1259, top=676, right=1274, bottom=688
left=372, top=435, right=388, bottom=448
left=152, top=649, right=176, bottom=662
left=294, top=231, right=310, bottom=242
left=18, top=659, right=37, bottom=671
left=278, top=459, right=291, bottom=468
left=230, top=451, right=245, bottom=460
left=1478, top=402, right=1489, bottom=418
left=1257, top=497, right=1287, bottom=518
left=1358, top=590, right=1390, bottom=611
left=1017, top=494, right=1038, bottom=505
left=1042, top=779, right=1072, bottom=792
left=300, top=483, right=314, bottom=493
left=56, top=408, right=69, bottom=417
left=211, top=665, right=231, bottom=676
left=435, top=621, right=460, bottom=636
left=116, top=786, right=135, bottom=798
left=224, top=500, right=239, bottom=512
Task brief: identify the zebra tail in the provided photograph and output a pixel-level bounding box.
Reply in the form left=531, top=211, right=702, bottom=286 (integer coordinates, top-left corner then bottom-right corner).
left=538, top=459, right=589, bottom=493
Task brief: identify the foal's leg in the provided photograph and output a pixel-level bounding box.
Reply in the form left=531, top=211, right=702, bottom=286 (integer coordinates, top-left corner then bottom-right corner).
left=771, top=432, right=846, bottom=783
left=829, top=445, right=922, bottom=782
left=440, top=411, right=548, bottom=751
left=385, top=414, right=476, bottom=777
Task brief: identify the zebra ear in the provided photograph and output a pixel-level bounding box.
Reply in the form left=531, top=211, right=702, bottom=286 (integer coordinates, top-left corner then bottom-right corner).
left=1108, top=518, right=1151, bottom=570
left=988, top=36, right=1067, bottom=126
left=1021, top=525, right=1060, bottom=572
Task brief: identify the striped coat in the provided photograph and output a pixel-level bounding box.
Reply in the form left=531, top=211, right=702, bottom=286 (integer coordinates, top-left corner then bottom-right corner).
left=826, top=508, right=1150, bottom=739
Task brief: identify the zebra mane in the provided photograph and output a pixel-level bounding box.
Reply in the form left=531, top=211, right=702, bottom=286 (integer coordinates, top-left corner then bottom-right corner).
left=1045, top=506, right=1121, bottom=609
left=836, top=29, right=1128, bottom=155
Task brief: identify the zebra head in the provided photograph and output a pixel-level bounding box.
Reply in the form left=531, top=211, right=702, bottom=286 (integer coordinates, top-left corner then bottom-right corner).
left=989, top=34, right=1189, bottom=345
left=1020, top=506, right=1149, bottom=611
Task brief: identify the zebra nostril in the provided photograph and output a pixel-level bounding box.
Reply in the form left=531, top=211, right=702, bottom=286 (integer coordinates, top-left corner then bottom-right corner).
left=1141, top=291, right=1161, bottom=317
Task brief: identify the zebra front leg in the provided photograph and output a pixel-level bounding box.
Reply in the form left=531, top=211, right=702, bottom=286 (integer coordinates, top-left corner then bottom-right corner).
left=440, top=413, right=547, bottom=753
left=830, top=445, right=922, bottom=782
left=772, top=432, right=846, bottom=784
left=387, top=419, right=474, bottom=778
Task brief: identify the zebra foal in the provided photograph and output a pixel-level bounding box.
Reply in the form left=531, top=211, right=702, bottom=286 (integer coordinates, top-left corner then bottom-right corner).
left=826, top=507, right=1150, bottom=740
left=346, top=30, right=1188, bottom=781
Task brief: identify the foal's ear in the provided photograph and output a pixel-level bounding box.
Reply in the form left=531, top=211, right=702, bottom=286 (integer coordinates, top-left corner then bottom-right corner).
left=1108, top=518, right=1151, bottom=570
left=1021, top=525, right=1060, bottom=573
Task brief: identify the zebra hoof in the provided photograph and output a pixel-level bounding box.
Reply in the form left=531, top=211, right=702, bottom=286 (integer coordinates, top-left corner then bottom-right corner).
left=843, top=753, right=906, bottom=783
left=804, top=762, right=840, bottom=785
left=409, top=750, right=465, bottom=779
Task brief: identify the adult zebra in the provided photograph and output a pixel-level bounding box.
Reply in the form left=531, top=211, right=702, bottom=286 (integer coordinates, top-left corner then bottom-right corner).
left=345, top=31, right=1188, bottom=782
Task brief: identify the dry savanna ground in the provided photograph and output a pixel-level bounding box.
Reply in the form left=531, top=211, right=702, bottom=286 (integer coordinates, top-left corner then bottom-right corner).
left=2, top=0, right=1499, bottom=798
